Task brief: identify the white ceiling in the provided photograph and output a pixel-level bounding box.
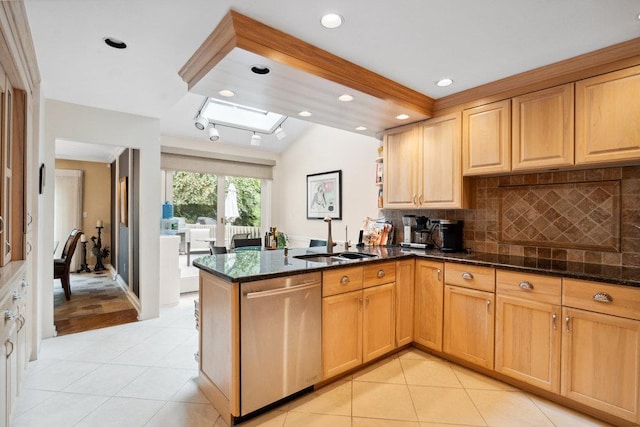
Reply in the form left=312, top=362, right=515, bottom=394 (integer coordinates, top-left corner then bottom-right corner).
left=24, top=0, right=640, bottom=159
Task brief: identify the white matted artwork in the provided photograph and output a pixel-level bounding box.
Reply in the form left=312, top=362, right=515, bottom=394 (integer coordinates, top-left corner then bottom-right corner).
left=307, top=170, right=342, bottom=220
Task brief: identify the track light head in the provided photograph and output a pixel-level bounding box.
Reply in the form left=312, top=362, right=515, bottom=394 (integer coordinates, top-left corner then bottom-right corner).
left=250, top=132, right=262, bottom=146
left=208, top=125, right=220, bottom=142
left=274, top=126, right=286, bottom=140
left=195, top=116, right=209, bottom=130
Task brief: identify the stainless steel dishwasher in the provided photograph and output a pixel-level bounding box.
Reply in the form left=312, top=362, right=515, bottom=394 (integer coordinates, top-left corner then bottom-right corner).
left=240, top=272, right=322, bottom=416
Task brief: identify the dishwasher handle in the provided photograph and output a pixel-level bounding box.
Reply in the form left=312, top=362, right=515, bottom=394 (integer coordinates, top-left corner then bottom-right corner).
left=244, top=281, right=321, bottom=299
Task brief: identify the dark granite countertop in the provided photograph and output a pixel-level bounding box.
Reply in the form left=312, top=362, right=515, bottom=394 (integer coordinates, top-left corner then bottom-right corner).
left=192, top=246, right=640, bottom=288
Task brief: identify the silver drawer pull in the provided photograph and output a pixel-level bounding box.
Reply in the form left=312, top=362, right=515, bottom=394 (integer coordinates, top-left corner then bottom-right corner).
left=340, top=276, right=350, bottom=285
left=12, top=291, right=21, bottom=301
left=593, top=292, right=613, bottom=303
left=377, top=269, right=385, bottom=278
left=4, top=310, right=15, bottom=321
left=5, top=339, right=14, bottom=358
left=461, top=272, right=473, bottom=280
left=518, top=281, right=533, bottom=290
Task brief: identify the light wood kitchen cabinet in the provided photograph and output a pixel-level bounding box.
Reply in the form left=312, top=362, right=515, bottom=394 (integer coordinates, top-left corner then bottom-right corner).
left=494, top=270, right=561, bottom=393
left=575, top=65, right=640, bottom=166
left=395, top=259, right=414, bottom=347
left=383, top=126, right=420, bottom=208
left=443, top=263, right=495, bottom=369
left=362, top=283, right=396, bottom=362
left=512, top=83, right=574, bottom=171
left=421, top=112, right=465, bottom=208
left=561, top=278, right=640, bottom=423
left=462, top=100, right=511, bottom=175
left=322, top=289, right=363, bottom=379
left=414, top=260, right=444, bottom=351
left=322, top=264, right=396, bottom=379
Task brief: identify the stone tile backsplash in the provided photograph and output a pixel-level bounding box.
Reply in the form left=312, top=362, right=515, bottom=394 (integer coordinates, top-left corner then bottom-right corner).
left=381, top=166, right=640, bottom=267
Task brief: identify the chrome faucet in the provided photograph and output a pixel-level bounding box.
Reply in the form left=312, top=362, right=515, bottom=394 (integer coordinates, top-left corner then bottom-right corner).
left=324, top=215, right=335, bottom=254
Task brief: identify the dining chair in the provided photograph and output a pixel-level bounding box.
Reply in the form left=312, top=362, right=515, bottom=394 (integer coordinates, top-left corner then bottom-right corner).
left=230, top=233, right=251, bottom=249
left=233, top=238, right=262, bottom=250
left=54, top=229, right=83, bottom=300
left=210, top=246, right=227, bottom=255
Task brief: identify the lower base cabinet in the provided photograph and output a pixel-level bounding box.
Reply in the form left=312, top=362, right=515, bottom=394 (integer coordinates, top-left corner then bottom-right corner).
left=561, top=307, right=640, bottom=423
left=322, top=283, right=395, bottom=379
left=414, top=260, right=443, bottom=351
left=443, top=285, right=495, bottom=369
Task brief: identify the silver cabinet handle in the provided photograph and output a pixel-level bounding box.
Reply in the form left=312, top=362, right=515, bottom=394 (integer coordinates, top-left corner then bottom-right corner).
left=519, top=281, right=533, bottom=290
left=0, top=216, right=4, bottom=235
left=418, top=194, right=423, bottom=204
left=413, top=194, right=417, bottom=205
left=21, top=279, right=28, bottom=288
left=377, top=269, right=385, bottom=278
left=486, top=300, right=491, bottom=313
left=552, top=313, right=557, bottom=330
left=565, top=315, right=571, bottom=332
left=593, top=292, right=613, bottom=303
left=5, top=240, right=10, bottom=253
left=26, top=242, right=32, bottom=255
left=27, top=212, right=33, bottom=226
left=365, top=295, right=370, bottom=306
left=12, top=291, right=21, bottom=301
left=4, top=310, right=15, bottom=321
left=462, top=272, right=473, bottom=280
left=5, top=339, right=14, bottom=358
left=340, top=275, right=350, bottom=285
left=437, top=268, right=441, bottom=281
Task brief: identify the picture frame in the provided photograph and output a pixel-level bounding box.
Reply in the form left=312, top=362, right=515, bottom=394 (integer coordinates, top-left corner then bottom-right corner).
left=119, top=176, right=128, bottom=226
left=307, top=170, right=342, bottom=220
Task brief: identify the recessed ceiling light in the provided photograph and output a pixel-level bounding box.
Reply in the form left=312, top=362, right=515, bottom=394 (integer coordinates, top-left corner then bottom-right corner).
left=338, top=94, right=354, bottom=102
left=355, top=126, right=367, bottom=131
left=321, top=13, right=343, bottom=29
left=299, top=111, right=312, bottom=117
left=103, top=37, right=127, bottom=49
left=395, top=114, right=410, bottom=120
left=218, top=89, right=235, bottom=97
left=251, top=65, right=270, bottom=75
left=436, top=78, right=453, bottom=87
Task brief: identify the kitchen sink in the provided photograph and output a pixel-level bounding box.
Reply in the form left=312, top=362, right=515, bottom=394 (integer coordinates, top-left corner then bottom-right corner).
left=293, top=252, right=377, bottom=262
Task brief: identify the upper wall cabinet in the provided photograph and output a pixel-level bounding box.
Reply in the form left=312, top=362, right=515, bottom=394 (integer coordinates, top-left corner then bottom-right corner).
left=575, top=65, right=640, bottom=166
left=512, top=83, right=574, bottom=171
left=462, top=100, right=511, bottom=176
left=421, top=112, right=465, bottom=208
left=383, top=126, right=420, bottom=209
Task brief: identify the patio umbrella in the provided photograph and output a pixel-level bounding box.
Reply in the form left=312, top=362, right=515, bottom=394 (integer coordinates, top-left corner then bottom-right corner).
left=225, top=182, right=240, bottom=223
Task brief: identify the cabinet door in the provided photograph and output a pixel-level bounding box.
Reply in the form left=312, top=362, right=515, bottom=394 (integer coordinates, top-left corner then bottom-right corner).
left=421, top=112, right=464, bottom=208
left=322, top=290, right=363, bottom=378
left=576, top=65, right=640, bottom=165
left=1, top=330, right=7, bottom=427
left=463, top=100, right=511, bottom=175
left=383, top=126, right=420, bottom=208
left=512, top=83, right=574, bottom=171
left=4, top=324, right=17, bottom=424
left=443, top=285, right=494, bottom=369
left=395, top=260, right=414, bottom=347
left=363, top=283, right=395, bottom=362
left=495, top=295, right=560, bottom=393
left=561, top=307, right=640, bottom=423
left=414, top=260, right=444, bottom=351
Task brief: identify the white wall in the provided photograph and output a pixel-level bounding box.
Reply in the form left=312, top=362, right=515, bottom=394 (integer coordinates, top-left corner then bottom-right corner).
left=41, top=100, right=161, bottom=338
left=272, top=124, right=380, bottom=247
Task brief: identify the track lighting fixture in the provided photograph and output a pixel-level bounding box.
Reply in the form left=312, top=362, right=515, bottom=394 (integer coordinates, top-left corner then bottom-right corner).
left=250, top=132, right=262, bottom=146
left=194, top=116, right=209, bottom=130
left=208, top=125, right=220, bottom=142
left=274, top=126, right=286, bottom=140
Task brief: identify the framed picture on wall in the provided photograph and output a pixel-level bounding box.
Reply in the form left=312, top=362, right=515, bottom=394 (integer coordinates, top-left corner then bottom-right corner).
left=119, top=176, right=128, bottom=226
left=307, top=170, right=342, bottom=220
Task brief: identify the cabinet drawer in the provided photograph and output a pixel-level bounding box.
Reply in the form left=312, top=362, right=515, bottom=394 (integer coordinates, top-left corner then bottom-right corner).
left=323, top=267, right=363, bottom=297
left=363, top=262, right=396, bottom=288
left=445, top=263, right=495, bottom=292
left=496, top=270, right=561, bottom=305
left=563, top=278, right=640, bottom=321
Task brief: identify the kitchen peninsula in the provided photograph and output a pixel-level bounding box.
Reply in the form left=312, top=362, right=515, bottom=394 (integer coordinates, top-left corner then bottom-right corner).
left=194, top=246, right=640, bottom=426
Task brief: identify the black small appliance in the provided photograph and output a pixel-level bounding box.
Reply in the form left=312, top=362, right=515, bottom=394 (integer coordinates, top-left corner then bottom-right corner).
left=439, top=220, right=464, bottom=252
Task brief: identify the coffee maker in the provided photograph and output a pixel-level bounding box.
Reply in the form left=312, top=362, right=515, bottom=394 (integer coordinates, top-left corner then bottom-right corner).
left=439, top=220, right=464, bottom=252
left=400, top=215, right=434, bottom=249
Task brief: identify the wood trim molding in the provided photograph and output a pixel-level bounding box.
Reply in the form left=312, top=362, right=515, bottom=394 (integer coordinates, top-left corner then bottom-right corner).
left=434, top=37, right=640, bottom=112
left=179, top=10, right=434, bottom=117
left=0, top=2, right=40, bottom=91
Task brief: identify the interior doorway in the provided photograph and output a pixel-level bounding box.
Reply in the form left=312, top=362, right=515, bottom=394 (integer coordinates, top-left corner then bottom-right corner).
left=53, top=169, right=83, bottom=270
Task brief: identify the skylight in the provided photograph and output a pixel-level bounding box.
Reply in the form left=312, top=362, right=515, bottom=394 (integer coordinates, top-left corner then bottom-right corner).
left=199, top=98, right=286, bottom=133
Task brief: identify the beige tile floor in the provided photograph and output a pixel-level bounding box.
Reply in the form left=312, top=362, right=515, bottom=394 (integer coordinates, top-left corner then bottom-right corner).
left=13, top=293, right=612, bottom=427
